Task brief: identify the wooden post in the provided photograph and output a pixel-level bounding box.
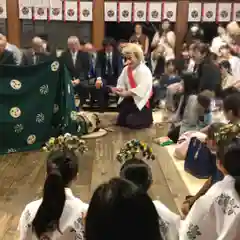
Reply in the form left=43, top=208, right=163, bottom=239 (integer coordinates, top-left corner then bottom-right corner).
left=7, top=0, right=21, bottom=47
left=174, top=0, right=189, bottom=57
left=92, top=0, right=105, bottom=49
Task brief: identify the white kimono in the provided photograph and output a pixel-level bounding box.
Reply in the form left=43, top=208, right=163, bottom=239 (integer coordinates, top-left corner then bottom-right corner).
left=229, top=56, right=240, bottom=82
left=153, top=200, right=181, bottom=240
left=117, top=63, right=153, bottom=110
left=18, top=188, right=89, bottom=240
left=179, top=175, right=240, bottom=239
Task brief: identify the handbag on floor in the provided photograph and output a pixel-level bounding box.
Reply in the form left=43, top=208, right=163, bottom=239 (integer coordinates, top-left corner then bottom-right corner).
left=184, top=137, right=215, bottom=179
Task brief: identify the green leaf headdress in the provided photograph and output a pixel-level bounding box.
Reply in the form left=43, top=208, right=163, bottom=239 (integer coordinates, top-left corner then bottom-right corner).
left=116, top=139, right=155, bottom=164
left=42, top=133, right=88, bottom=154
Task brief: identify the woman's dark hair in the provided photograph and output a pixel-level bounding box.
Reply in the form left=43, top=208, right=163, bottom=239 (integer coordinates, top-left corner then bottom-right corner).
left=120, top=158, right=152, bottom=192
left=102, top=37, right=116, bottom=48
left=193, top=42, right=210, bottom=58
left=197, top=91, right=212, bottom=110
left=85, top=177, right=162, bottom=240
left=217, top=138, right=240, bottom=197
left=221, top=87, right=239, bottom=99
left=32, top=150, right=79, bottom=238
left=223, top=93, right=240, bottom=117
left=219, top=60, right=232, bottom=75
left=159, top=19, right=171, bottom=35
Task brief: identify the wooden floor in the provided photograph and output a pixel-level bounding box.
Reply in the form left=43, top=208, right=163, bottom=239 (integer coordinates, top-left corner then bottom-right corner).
left=0, top=124, right=188, bottom=239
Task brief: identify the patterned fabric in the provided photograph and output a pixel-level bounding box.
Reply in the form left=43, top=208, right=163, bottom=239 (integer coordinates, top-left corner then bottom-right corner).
left=0, top=60, right=80, bottom=154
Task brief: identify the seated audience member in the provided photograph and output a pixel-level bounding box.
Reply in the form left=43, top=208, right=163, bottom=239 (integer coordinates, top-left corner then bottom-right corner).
left=18, top=136, right=88, bottom=239
left=151, top=44, right=165, bottom=77
left=0, top=38, right=15, bottom=65
left=180, top=134, right=240, bottom=239
left=129, top=23, right=149, bottom=57
left=0, top=33, right=22, bottom=65
left=184, top=24, right=204, bottom=46
left=118, top=140, right=180, bottom=240
left=179, top=90, right=213, bottom=135
left=153, top=60, right=181, bottom=108
left=85, top=178, right=163, bottom=240
left=219, top=44, right=240, bottom=84
left=61, top=36, right=90, bottom=105
left=22, top=37, right=52, bottom=66
left=114, top=43, right=153, bottom=129
left=219, top=60, right=235, bottom=90
left=94, top=38, right=123, bottom=110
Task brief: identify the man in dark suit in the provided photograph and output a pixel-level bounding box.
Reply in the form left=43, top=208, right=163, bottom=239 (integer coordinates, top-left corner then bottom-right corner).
left=60, top=36, right=90, bottom=105
left=94, top=38, right=123, bottom=110
left=22, top=37, right=52, bottom=66
left=0, top=39, right=15, bottom=65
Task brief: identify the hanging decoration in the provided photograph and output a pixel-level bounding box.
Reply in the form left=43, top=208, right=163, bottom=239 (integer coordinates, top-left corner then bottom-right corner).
left=79, top=2, right=92, bottom=21
left=64, top=0, right=78, bottom=21
left=33, top=0, right=49, bottom=21
left=0, top=0, right=7, bottom=19
left=133, top=2, right=147, bottom=22
left=77, top=0, right=80, bottom=22
left=118, top=2, right=132, bottom=22
left=162, top=2, right=177, bottom=22
left=19, top=0, right=32, bottom=19
left=117, top=1, right=120, bottom=23
left=202, top=3, right=216, bottom=22
left=49, top=0, right=62, bottom=21
left=148, top=2, right=161, bottom=22
left=217, top=3, right=232, bottom=22
left=131, top=1, right=134, bottom=23
left=146, top=0, right=150, bottom=22
left=104, top=1, right=117, bottom=22
left=188, top=2, right=202, bottom=22
left=232, top=3, right=240, bottom=22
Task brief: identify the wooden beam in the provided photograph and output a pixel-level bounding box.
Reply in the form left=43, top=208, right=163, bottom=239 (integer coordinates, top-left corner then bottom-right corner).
left=7, top=0, right=21, bottom=47
left=175, top=0, right=189, bottom=57
left=92, top=0, right=105, bottom=49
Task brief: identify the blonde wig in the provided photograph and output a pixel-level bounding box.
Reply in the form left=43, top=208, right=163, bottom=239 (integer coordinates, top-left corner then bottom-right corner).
left=227, top=21, right=240, bottom=36
left=122, top=43, right=144, bottom=62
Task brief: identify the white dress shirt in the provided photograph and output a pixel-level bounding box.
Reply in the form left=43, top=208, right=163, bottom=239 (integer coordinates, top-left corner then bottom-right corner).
left=18, top=188, right=88, bottom=240
left=71, top=51, right=78, bottom=66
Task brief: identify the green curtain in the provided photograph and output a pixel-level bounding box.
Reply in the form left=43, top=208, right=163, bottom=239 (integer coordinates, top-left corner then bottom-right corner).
left=0, top=60, right=80, bottom=155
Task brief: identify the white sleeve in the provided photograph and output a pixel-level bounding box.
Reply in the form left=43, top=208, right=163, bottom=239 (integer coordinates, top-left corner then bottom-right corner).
left=179, top=196, right=215, bottom=240
left=151, top=32, right=160, bottom=47
left=18, top=207, right=31, bottom=240
left=117, top=67, right=127, bottom=89
left=166, top=31, right=176, bottom=49
left=130, top=68, right=152, bottom=98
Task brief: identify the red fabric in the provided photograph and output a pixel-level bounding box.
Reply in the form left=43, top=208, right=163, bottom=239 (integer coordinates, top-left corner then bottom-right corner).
left=127, top=66, right=152, bottom=109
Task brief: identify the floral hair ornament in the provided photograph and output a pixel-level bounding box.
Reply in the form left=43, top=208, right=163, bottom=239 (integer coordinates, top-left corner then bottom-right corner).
left=116, top=139, right=155, bottom=164
left=42, top=133, right=88, bottom=154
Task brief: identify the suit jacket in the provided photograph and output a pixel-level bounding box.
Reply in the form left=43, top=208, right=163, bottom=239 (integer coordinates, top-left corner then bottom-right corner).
left=0, top=50, right=15, bottom=65
left=95, top=49, right=123, bottom=80
left=22, top=49, right=52, bottom=66
left=60, top=50, right=90, bottom=81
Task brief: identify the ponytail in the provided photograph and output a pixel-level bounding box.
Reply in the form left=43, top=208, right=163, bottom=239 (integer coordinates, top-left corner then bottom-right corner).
left=32, top=166, right=66, bottom=238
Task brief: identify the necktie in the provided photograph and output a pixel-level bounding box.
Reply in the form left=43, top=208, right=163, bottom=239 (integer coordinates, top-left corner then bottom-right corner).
left=107, top=53, right=112, bottom=76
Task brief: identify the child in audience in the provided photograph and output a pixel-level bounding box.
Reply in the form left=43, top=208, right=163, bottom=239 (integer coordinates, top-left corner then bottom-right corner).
left=85, top=177, right=163, bottom=240
left=18, top=134, right=88, bottom=240
left=219, top=60, right=234, bottom=89
left=117, top=139, right=180, bottom=240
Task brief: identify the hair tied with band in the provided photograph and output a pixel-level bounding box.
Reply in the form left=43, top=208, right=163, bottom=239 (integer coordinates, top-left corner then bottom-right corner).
left=42, top=133, right=88, bottom=154
left=117, top=139, right=155, bottom=164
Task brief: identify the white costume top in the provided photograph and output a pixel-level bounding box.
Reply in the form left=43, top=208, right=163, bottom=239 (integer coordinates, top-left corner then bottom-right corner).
left=18, top=188, right=89, bottom=240
left=153, top=200, right=180, bottom=240
left=179, top=175, right=240, bottom=239
left=117, top=63, right=153, bottom=110
left=210, top=36, right=229, bottom=56
left=229, top=56, right=240, bottom=82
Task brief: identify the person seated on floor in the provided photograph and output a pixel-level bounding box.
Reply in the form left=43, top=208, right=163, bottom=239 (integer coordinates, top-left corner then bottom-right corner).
left=18, top=135, right=88, bottom=240
left=179, top=132, right=240, bottom=239
left=153, top=59, right=181, bottom=108
left=94, top=38, right=123, bottom=111
left=86, top=177, right=163, bottom=240
left=151, top=44, right=165, bottom=77
left=113, top=43, right=153, bottom=129
left=117, top=139, right=180, bottom=240
left=219, top=60, right=235, bottom=90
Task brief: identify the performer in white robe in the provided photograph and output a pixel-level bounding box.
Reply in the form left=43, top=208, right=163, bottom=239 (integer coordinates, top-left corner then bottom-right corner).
left=113, top=43, right=153, bottom=129
left=179, top=136, right=240, bottom=240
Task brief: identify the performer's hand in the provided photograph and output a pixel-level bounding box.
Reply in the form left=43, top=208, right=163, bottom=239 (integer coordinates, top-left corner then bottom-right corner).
left=116, top=90, right=129, bottom=97
left=95, top=79, right=102, bottom=89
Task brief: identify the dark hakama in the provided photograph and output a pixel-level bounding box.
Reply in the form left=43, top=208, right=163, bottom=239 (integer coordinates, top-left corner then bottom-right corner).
left=116, top=97, right=153, bottom=129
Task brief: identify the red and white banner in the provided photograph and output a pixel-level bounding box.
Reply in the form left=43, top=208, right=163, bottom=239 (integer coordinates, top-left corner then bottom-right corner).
left=217, top=3, right=232, bottom=22
left=104, top=2, right=117, bottom=22
left=79, top=2, right=92, bottom=21
left=0, top=0, right=6, bottom=19
left=19, top=0, right=32, bottom=19
left=162, top=2, right=177, bottom=22
left=49, top=0, right=62, bottom=21
left=148, top=2, right=161, bottom=22
left=118, top=2, right=132, bottom=22
left=32, top=0, right=49, bottom=20
left=133, top=2, right=147, bottom=22
left=188, top=2, right=202, bottom=22
left=202, top=3, right=216, bottom=22
left=64, top=1, right=78, bottom=21
left=232, top=3, right=240, bottom=22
